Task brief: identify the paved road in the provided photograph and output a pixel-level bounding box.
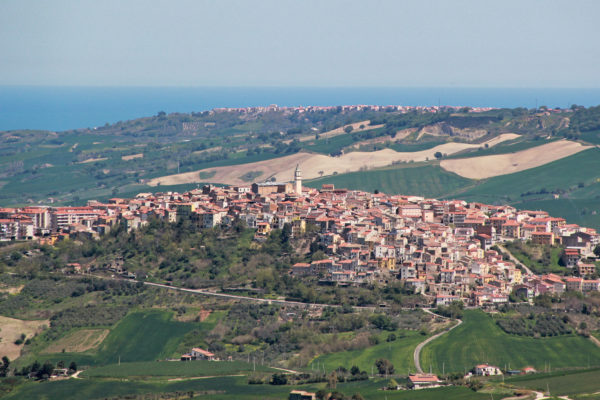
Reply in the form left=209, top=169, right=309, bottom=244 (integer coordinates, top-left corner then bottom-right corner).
left=497, top=244, right=534, bottom=276
left=413, top=309, right=463, bottom=374
left=83, top=273, right=425, bottom=312
left=141, top=281, right=381, bottom=311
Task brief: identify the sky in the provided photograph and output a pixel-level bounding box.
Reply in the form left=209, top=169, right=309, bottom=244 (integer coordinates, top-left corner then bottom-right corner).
left=0, top=0, right=599, bottom=88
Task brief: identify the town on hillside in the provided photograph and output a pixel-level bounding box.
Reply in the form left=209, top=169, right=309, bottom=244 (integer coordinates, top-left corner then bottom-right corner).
left=1, top=165, right=598, bottom=308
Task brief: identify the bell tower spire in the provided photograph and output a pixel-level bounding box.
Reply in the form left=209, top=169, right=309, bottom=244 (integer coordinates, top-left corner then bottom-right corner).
left=294, top=164, right=302, bottom=194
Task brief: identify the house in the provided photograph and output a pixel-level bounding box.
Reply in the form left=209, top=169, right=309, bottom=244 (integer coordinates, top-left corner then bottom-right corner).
left=578, top=263, right=596, bottom=277
left=408, top=373, right=442, bottom=389
left=436, top=294, right=459, bottom=306
left=475, top=364, right=502, bottom=376
left=289, top=390, right=316, bottom=400
left=291, top=262, right=312, bottom=276
left=182, top=348, right=216, bottom=361
left=51, top=368, right=69, bottom=377
left=522, top=366, right=537, bottom=374
left=531, top=232, right=554, bottom=246
left=561, top=248, right=581, bottom=268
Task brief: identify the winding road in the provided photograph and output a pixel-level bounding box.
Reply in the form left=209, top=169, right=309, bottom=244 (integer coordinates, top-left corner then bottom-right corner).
left=496, top=244, right=534, bottom=276
left=413, top=309, right=463, bottom=373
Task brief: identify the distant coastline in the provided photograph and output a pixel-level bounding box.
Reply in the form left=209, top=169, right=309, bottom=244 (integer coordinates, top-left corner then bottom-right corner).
left=1, top=86, right=599, bottom=131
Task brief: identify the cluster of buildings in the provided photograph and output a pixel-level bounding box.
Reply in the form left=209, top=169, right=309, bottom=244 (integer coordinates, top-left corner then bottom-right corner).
left=2, top=165, right=599, bottom=306
left=210, top=104, right=495, bottom=116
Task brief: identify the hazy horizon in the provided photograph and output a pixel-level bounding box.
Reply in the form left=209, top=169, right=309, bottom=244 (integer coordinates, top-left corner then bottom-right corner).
left=1, top=0, right=599, bottom=88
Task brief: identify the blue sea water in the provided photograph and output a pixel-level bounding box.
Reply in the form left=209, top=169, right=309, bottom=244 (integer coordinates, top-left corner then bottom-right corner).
left=1, top=86, right=599, bottom=132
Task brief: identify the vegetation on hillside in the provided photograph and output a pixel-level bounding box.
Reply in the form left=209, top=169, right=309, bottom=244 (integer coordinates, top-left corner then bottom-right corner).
left=0, top=106, right=581, bottom=206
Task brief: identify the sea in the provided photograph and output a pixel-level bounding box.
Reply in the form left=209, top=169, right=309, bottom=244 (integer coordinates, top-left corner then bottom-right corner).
left=1, top=86, right=599, bottom=132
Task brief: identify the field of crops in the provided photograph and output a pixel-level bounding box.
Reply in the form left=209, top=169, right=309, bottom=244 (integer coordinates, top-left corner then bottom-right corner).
left=458, top=147, right=600, bottom=203
left=81, top=360, right=275, bottom=378
left=2, top=375, right=502, bottom=400
left=306, top=164, right=472, bottom=199
left=32, top=310, right=214, bottom=367
left=419, top=310, right=600, bottom=374
left=507, top=368, right=600, bottom=396
left=309, top=330, right=424, bottom=374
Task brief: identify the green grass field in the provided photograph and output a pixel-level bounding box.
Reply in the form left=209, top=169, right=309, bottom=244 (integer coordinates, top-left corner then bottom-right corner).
left=503, top=242, right=566, bottom=275
left=309, top=330, right=424, bottom=374
left=507, top=368, right=600, bottom=396
left=30, top=310, right=216, bottom=367
left=306, top=164, right=472, bottom=198
left=444, top=137, right=556, bottom=160
left=81, top=360, right=276, bottom=378
left=420, top=310, right=600, bottom=374
left=515, top=198, right=600, bottom=230
left=2, top=375, right=502, bottom=400
left=457, top=147, right=600, bottom=203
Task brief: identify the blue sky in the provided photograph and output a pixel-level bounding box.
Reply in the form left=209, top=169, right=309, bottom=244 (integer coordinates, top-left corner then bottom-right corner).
left=1, top=0, right=598, bottom=87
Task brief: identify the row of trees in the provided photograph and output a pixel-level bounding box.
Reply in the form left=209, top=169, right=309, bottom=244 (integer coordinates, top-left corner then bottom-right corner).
left=14, top=360, right=77, bottom=380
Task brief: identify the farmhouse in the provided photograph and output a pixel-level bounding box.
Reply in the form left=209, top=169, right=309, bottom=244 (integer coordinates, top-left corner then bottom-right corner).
left=289, top=390, right=316, bottom=400
left=181, top=347, right=216, bottom=361
left=475, top=364, right=502, bottom=376
left=408, top=373, right=442, bottom=389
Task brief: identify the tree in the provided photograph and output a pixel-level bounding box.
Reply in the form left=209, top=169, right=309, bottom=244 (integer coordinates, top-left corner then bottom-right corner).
left=39, top=361, right=54, bottom=379
left=375, top=358, right=394, bottom=376
left=352, top=394, right=365, bottom=400
left=593, top=244, right=600, bottom=258
left=327, top=371, right=337, bottom=389
left=350, top=365, right=361, bottom=376
left=344, top=125, right=354, bottom=133
left=434, top=151, right=443, bottom=159
left=270, top=373, right=287, bottom=385
left=69, top=361, right=77, bottom=372
left=0, top=356, right=9, bottom=377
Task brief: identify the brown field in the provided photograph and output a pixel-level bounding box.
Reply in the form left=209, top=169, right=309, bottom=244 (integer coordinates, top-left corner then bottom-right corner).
left=148, top=133, right=519, bottom=186
left=0, top=285, right=24, bottom=295
left=192, top=146, right=222, bottom=155
left=121, top=153, right=143, bottom=161
left=42, top=329, right=109, bottom=354
left=440, top=139, right=591, bottom=179
left=0, top=316, right=48, bottom=360
left=78, top=157, right=108, bottom=164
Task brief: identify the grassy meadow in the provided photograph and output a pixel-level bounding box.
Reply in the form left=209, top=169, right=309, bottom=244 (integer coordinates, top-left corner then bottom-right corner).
left=506, top=368, right=600, bottom=396
left=306, top=164, right=472, bottom=199
left=81, top=360, right=276, bottom=379
left=420, top=310, right=600, bottom=374
left=1, top=375, right=502, bottom=400
left=28, top=309, right=219, bottom=368
left=309, top=330, right=424, bottom=375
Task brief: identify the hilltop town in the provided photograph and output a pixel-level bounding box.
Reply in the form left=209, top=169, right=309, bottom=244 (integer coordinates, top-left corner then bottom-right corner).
left=2, top=164, right=599, bottom=308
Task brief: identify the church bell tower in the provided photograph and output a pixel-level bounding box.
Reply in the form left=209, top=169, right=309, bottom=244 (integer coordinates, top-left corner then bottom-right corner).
left=294, top=164, right=302, bottom=194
